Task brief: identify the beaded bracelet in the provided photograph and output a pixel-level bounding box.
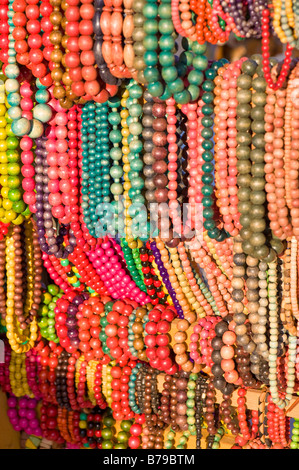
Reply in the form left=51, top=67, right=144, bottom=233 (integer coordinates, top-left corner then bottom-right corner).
left=93, top=359, right=108, bottom=408
left=128, top=361, right=142, bottom=414
left=25, top=349, right=42, bottom=399
left=145, top=304, right=178, bottom=374
left=77, top=294, right=106, bottom=361
left=131, top=306, right=148, bottom=362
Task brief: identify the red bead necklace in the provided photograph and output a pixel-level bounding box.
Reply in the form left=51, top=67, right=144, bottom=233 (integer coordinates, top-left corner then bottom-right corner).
left=262, top=9, right=293, bottom=91
left=12, top=0, right=52, bottom=84
left=0, top=0, right=9, bottom=64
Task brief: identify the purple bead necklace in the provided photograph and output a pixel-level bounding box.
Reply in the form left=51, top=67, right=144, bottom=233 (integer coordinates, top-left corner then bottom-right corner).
left=219, top=0, right=267, bottom=38
left=150, top=240, right=184, bottom=319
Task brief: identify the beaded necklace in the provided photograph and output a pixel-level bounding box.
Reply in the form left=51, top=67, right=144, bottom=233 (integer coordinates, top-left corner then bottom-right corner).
left=35, top=132, right=77, bottom=257
left=132, top=0, right=147, bottom=84
left=93, top=0, right=122, bottom=86
left=81, top=100, right=111, bottom=238
left=12, top=0, right=52, bottom=83
left=25, top=349, right=41, bottom=399
left=38, top=284, right=63, bottom=342
left=101, top=0, right=131, bottom=80
left=0, top=84, right=29, bottom=224
left=236, top=56, right=276, bottom=261
left=272, top=0, right=299, bottom=48
left=140, top=242, right=167, bottom=303
left=7, top=0, right=52, bottom=136
left=77, top=294, right=106, bottom=361
left=0, top=0, right=9, bottom=64
left=268, top=258, right=297, bottom=409
left=108, top=93, right=123, bottom=231
left=262, top=8, right=294, bottom=90
left=5, top=221, right=41, bottom=353
left=9, top=349, right=33, bottom=397
left=200, top=58, right=229, bottom=242
left=7, top=395, right=41, bottom=435
left=219, top=0, right=266, bottom=39
left=122, top=238, right=146, bottom=291
left=142, top=0, right=207, bottom=103
left=46, top=100, right=80, bottom=225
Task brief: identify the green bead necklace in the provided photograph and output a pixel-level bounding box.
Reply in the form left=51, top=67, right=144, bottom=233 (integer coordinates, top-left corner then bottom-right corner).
left=290, top=409, right=299, bottom=449
left=121, top=238, right=146, bottom=292
left=280, top=0, right=299, bottom=48
left=186, top=372, right=197, bottom=435
left=191, top=266, right=220, bottom=316
left=101, top=412, right=117, bottom=449
left=128, top=362, right=142, bottom=414
left=38, top=284, right=63, bottom=342
left=126, top=80, right=146, bottom=209
left=0, top=103, right=28, bottom=225
left=108, top=95, right=123, bottom=237
left=165, top=428, right=177, bottom=449
left=133, top=0, right=147, bottom=85
left=81, top=101, right=111, bottom=238
left=101, top=411, right=132, bottom=450
left=142, top=0, right=208, bottom=103
left=236, top=57, right=281, bottom=261
left=121, top=81, right=149, bottom=247
left=210, top=426, right=225, bottom=449
left=114, top=419, right=133, bottom=449
left=200, top=58, right=230, bottom=242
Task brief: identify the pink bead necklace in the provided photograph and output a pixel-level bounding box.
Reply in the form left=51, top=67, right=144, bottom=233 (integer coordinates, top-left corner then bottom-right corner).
left=7, top=395, right=41, bottom=436
left=25, top=349, right=42, bottom=399
left=181, top=101, right=202, bottom=238
left=88, top=238, right=150, bottom=304
left=46, top=98, right=80, bottom=225
left=215, top=59, right=246, bottom=236
left=0, top=340, right=12, bottom=393
left=19, top=78, right=37, bottom=213
left=189, top=315, right=219, bottom=368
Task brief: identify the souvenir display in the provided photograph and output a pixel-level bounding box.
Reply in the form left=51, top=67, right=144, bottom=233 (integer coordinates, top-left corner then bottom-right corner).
left=1, top=0, right=299, bottom=451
